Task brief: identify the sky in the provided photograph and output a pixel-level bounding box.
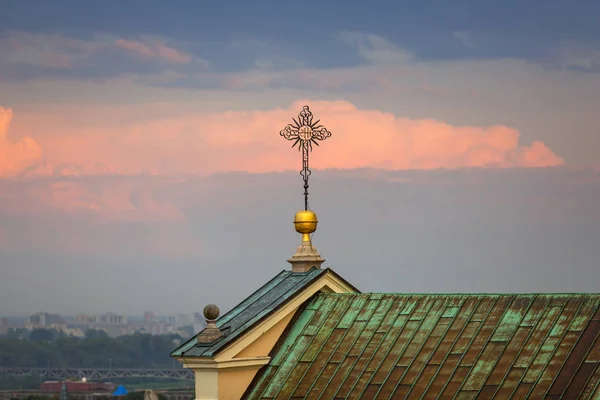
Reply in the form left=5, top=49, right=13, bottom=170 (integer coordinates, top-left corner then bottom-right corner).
left=1, top=0, right=599, bottom=316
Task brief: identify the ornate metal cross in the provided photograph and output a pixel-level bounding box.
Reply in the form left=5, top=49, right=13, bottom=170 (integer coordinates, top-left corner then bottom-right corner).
left=280, top=105, right=332, bottom=210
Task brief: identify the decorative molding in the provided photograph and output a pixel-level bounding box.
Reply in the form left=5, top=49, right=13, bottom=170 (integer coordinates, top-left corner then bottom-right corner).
left=176, top=356, right=270, bottom=371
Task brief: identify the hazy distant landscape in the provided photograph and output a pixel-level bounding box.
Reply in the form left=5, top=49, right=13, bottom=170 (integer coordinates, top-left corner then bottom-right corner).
left=0, top=311, right=198, bottom=393
left=0, top=328, right=191, bottom=390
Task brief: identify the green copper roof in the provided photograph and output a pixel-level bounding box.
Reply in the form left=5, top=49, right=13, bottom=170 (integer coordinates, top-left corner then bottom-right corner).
left=245, top=293, right=600, bottom=399
left=171, top=268, right=355, bottom=358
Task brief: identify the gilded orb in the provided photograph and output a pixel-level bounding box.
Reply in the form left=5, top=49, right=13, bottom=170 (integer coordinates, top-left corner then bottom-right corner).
left=294, top=210, right=318, bottom=243
left=203, top=304, right=220, bottom=321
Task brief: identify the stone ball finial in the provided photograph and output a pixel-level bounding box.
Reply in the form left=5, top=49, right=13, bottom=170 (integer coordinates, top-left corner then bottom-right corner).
left=203, top=304, right=220, bottom=321
left=197, top=304, right=224, bottom=343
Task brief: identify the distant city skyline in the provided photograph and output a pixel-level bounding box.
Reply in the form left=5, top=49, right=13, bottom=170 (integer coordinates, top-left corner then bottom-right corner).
left=1, top=309, right=205, bottom=339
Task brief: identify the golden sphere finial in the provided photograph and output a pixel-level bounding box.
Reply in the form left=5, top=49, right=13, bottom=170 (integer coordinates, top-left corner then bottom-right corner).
left=294, top=210, right=318, bottom=243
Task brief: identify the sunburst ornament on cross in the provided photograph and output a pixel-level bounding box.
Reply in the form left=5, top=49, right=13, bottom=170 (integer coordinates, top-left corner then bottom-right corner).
left=280, top=105, right=332, bottom=210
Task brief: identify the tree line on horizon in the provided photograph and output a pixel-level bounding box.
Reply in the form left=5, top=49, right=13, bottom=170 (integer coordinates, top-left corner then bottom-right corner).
left=0, top=329, right=182, bottom=369
left=0, top=329, right=188, bottom=390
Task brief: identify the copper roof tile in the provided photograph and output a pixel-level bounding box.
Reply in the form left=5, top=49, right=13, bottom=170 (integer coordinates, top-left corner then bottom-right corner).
left=244, top=293, right=600, bottom=399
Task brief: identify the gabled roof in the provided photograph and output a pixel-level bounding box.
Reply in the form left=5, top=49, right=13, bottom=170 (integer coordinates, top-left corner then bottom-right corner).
left=245, top=293, right=600, bottom=399
left=171, top=268, right=357, bottom=358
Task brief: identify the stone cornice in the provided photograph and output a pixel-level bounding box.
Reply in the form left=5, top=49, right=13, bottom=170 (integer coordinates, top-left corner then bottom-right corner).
left=176, top=356, right=270, bottom=371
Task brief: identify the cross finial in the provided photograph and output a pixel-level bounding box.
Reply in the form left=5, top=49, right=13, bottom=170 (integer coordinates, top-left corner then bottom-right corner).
left=280, top=105, right=332, bottom=210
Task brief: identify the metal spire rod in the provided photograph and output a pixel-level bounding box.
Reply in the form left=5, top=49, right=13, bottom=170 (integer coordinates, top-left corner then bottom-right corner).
left=280, top=105, right=332, bottom=210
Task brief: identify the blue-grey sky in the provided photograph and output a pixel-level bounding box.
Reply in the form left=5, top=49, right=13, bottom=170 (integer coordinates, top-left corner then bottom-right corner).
left=0, top=0, right=599, bottom=315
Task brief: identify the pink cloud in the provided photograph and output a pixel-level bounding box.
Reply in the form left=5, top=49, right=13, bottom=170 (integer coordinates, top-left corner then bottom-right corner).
left=114, top=39, right=155, bottom=58
left=513, top=140, right=566, bottom=168
left=5, top=100, right=563, bottom=182
left=0, top=31, right=194, bottom=71
left=0, top=178, right=183, bottom=224
left=0, top=107, right=44, bottom=178
left=114, top=39, right=191, bottom=64
left=0, top=177, right=198, bottom=257
left=1, top=31, right=104, bottom=69
left=155, top=43, right=192, bottom=64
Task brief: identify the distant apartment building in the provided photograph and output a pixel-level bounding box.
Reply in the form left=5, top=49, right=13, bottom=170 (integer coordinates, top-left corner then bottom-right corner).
left=62, top=327, right=86, bottom=338
left=75, top=314, right=93, bottom=324
left=142, top=322, right=172, bottom=335
left=167, top=313, right=199, bottom=327
left=0, top=318, right=10, bottom=334
left=93, top=313, right=127, bottom=325
left=29, top=313, right=45, bottom=326
left=144, top=311, right=156, bottom=322
left=28, top=312, right=65, bottom=327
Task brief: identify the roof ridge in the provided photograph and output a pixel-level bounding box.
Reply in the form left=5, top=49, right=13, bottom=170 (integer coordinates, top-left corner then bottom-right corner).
left=313, top=292, right=600, bottom=296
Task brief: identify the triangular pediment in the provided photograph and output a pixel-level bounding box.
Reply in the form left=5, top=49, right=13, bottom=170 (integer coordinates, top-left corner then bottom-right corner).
left=172, top=268, right=358, bottom=400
